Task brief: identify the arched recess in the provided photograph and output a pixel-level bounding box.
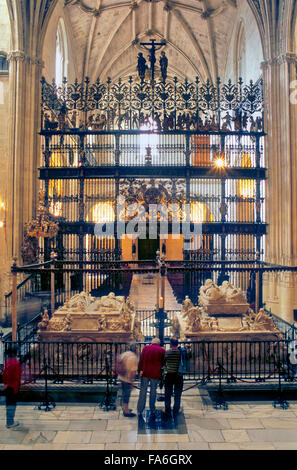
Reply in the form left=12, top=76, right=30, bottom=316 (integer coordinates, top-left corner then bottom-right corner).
left=246, top=0, right=266, bottom=60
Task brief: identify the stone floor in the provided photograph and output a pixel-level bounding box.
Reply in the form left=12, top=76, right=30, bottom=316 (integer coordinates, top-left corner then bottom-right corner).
left=2, top=386, right=297, bottom=450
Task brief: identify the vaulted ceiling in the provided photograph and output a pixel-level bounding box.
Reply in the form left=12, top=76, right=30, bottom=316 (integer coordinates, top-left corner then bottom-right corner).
left=62, top=0, right=240, bottom=83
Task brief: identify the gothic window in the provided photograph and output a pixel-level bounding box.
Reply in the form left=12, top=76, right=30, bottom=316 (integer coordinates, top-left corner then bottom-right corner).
left=55, top=19, right=68, bottom=86
left=0, top=52, right=9, bottom=73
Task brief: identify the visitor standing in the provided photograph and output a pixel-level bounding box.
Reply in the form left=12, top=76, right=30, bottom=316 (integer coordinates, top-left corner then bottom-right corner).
left=137, top=338, right=165, bottom=419
left=117, top=343, right=138, bottom=418
left=2, top=347, right=22, bottom=429
left=163, top=337, right=192, bottom=419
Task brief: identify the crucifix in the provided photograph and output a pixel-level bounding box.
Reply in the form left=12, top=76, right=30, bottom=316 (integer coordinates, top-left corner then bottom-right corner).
left=139, top=38, right=167, bottom=83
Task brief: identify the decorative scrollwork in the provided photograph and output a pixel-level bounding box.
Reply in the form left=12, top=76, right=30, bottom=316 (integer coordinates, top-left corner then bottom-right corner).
left=41, top=75, right=264, bottom=133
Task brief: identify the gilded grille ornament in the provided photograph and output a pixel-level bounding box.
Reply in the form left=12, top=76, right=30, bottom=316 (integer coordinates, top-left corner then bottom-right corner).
left=24, top=192, right=59, bottom=239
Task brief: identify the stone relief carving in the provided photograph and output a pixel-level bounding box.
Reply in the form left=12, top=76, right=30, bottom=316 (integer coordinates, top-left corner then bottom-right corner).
left=242, top=308, right=279, bottom=332
left=38, top=309, right=50, bottom=330
left=181, top=295, right=194, bottom=318
left=97, top=315, right=107, bottom=331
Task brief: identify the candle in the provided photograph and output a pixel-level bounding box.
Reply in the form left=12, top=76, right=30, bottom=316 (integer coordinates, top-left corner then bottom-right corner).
left=159, top=296, right=164, bottom=309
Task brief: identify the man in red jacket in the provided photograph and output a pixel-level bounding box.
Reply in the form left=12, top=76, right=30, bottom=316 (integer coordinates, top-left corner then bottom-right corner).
left=137, top=338, right=165, bottom=419
left=2, top=347, right=22, bottom=429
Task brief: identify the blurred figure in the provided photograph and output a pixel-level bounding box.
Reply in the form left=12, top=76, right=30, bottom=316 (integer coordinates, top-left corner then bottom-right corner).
left=137, top=337, right=165, bottom=419
left=2, top=347, right=22, bottom=429
left=117, top=343, right=138, bottom=418
left=0, top=331, right=4, bottom=372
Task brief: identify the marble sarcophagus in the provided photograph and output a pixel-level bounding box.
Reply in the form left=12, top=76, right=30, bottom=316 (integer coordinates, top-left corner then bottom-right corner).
left=37, top=292, right=144, bottom=342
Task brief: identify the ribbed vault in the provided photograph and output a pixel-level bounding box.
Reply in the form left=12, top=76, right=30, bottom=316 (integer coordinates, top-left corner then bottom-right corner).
left=62, top=0, right=240, bottom=82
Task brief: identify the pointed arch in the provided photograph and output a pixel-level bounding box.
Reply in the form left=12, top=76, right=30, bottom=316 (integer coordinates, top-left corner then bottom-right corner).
left=246, top=0, right=266, bottom=60
left=234, top=19, right=246, bottom=81
left=55, top=18, right=69, bottom=85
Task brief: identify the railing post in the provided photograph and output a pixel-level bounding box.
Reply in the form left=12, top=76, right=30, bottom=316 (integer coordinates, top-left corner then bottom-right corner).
left=255, top=271, right=260, bottom=314
left=11, top=257, right=18, bottom=341
left=156, top=253, right=167, bottom=346
left=50, top=252, right=57, bottom=316
left=215, top=362, right=228, bottom=410
left=38, top=359, right=56, bottom=412
left=156, top=250, right=160, bottom=310
left=255, top=252, right=260, bottom=313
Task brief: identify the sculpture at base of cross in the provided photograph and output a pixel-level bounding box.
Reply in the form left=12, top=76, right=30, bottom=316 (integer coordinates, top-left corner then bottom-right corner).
left=159, top=51, right=168, bottom=82
left=137, top=52, right=147, bottom=81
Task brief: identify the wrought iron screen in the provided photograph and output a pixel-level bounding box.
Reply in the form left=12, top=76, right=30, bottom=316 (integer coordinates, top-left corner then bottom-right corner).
left=37, top=74, right=266, bottom=300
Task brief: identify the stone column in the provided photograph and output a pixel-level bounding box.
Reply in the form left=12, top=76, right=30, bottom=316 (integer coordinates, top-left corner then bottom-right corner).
left=7, top=51, right=44, bottom=263
left=261, top=53, right=297, bottom=321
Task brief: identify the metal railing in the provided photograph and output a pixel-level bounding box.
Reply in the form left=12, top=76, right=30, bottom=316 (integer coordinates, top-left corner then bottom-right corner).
left=2, top=339, right=293, bottom=386
left=3, top=274, right=42, bottom=322
left=6, top=255, right=297, bottom=340
left=3, top=313, right=42, bottom=343
left=267, top=309, right=297, bottom=341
